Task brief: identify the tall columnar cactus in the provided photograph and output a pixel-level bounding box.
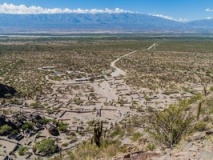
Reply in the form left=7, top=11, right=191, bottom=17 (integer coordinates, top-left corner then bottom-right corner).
left=197, top=101, right=202, bottom=121
left=203, top=85, right=207, bottom=96
left=93, top=121, right=103, bottom=147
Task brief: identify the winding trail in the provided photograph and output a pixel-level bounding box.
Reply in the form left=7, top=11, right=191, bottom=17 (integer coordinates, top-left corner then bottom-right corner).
left=110, top=50, right=136, bottom=77
left=110, top=42, right=157, bottom=77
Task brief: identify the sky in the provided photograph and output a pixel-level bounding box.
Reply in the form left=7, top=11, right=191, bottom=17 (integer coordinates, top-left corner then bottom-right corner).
left=0, top=0, right=213, bottom=21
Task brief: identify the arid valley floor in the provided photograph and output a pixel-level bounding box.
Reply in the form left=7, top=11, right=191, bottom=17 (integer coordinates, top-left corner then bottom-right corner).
left=1, top=35, right=213, bottom=160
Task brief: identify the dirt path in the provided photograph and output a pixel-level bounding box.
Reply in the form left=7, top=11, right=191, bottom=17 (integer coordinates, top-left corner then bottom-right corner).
left=110, top=50, right=136, bottom=77
left=147, top=42, right=157, bottom=50
left=110, top=43, right=157, bottom=77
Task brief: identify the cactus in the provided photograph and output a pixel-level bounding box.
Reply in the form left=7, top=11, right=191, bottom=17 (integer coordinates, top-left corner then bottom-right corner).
left=197, top=101, right=202, bottom=121
left=203, top=85, right=207, bottom=96
left=93, top=121, right=103, bottom=147
left=96, top=109, right=101, bottom=117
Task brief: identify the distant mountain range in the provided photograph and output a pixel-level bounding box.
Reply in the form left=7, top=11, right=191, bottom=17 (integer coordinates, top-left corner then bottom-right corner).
left=0, top=13, right=213, bottom=33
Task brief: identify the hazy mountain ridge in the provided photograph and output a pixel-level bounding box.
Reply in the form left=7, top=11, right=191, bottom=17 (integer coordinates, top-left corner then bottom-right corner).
left=0, top=13, right=213, bottom=33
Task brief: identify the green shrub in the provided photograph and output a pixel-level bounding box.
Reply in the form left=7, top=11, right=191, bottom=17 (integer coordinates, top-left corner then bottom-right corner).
left=119, top=145, right=128, bottom=153
left=194, top=121, right=208, bottom=132
left=87, top=120, right=96, bottom=126
left=53, top=120, right=68, bottom=132
left=131, top=132, right=142, bottom=142
left=34, top=138, right=58, bottom=155
left=117, top=98, right=125, bottom=107
left=0, top=125, right=13, bottom=135
left=68, top=142, right=99, bottom=160
left=146, top=104, right=194, bottom=148
left=61, top=143, right=69, bottom=147
left=30, top=102, right=44, bottom=109
left=136, top=107, right=143, bottom=112
left=21, top=122, right=34, bottom=130
left=205, top=97, right=213, bottom=114
left=146, top=143, right=156, bottom=151
left=187, top=94, right=202, bottom=105
left=147, top=106, right=154, bottom=112
left=18, top=146, right=28, bottom=156
left=210, top=86, right=213, bottom=92
left=110, top=126, right=125, bottom=138
left=104, top=144, right=117, bottom=158
left=37, top=118, right=50, bottom=125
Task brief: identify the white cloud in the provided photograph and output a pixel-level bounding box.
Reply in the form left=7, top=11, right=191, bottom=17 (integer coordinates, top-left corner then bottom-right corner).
left=0, top=3, right=134, bottom=14
left=205, top=8, right=213, bottom=12
left=0, top=3, right=187, bottom=22
left=150, top=14, right=187, bottom=22
left=207, top=16, right=213, bottom=19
